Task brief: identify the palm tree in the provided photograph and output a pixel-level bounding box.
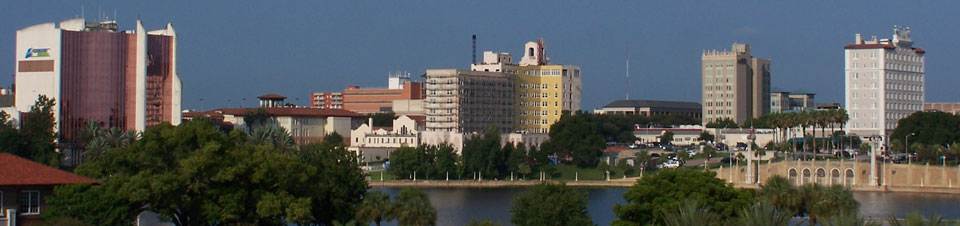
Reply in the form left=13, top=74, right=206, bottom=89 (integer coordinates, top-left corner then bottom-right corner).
left=395, top=188, right=437, bottom=226
left=836, top=108, right=849, bottom=150
left=660, top=199, right=721, bottom=226
left=249, top=125, right=297, bottom=151
left=728, top=200, right=794, bottom=226
left=759, top=176, right=796, bottom=210
left=887, top=212, right=944, bottom=226
left=356, top=191, right=395, bottom=226
left=822, top=211, right=880, bottom=226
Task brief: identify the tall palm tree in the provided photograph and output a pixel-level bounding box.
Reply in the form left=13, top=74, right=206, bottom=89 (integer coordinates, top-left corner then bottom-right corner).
left=822, top=211, right=880, bottom=226
left=836, top=108, right=849, bottom=150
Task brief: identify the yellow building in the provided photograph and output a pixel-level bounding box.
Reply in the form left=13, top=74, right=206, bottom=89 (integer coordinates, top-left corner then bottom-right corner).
left=516, top=40, right=582, bottom=133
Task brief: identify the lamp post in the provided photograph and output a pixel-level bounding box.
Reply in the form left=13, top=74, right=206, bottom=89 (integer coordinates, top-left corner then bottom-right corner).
left=905, top=132, right=915, bottom=164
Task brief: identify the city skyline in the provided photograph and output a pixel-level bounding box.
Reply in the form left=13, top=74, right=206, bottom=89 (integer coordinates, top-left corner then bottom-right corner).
left=2, top=1, right=959, bottom=111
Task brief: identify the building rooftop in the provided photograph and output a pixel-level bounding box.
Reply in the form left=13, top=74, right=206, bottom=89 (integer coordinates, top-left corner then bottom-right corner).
left=212, top=107, right=365, bottom=118
left=257, top=94, right=287, bottom=100
left=602, top=100, right=702, bottom=109
left=0, top=153, right=98, bottom=186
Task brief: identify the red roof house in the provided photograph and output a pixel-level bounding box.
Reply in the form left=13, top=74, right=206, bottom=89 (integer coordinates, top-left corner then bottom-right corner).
left=0, top=153, right=97, bottom=225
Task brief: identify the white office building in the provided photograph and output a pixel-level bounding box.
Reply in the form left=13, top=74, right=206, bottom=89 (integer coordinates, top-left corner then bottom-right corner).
left=844, top=26, right=926, bottom=138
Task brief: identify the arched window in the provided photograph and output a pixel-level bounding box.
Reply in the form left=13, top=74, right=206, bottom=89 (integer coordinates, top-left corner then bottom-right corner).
left=816, top=168, right=826, bottom=184
left=788, top=168, right=798, bottom=185
left=845, top=169, right=855, bottom=186
left=528, top=48, right=535, bottom=57
left=832, top=169, right=841, bottom=185
left=802, top=169, right=811, bottom=184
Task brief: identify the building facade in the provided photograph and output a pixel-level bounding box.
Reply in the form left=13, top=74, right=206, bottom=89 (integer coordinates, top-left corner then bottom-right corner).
left=844, top=26, right=925, bottom=137
left=597, top=99, right=701, bottom=121
left=310, top=73, right=423, bottom=114
left=923, top=103, right=960, bottom=115
left=770, top=91, right=815, bottom=113
left=515, top=40, right=582, bottom=133
left=310, top=92, right=342, bottom=110
left=702, top=43, right=771, bottom=125
left=15, top=18, right=181, bottom=154
left=424, top=69, right=515, bottom=134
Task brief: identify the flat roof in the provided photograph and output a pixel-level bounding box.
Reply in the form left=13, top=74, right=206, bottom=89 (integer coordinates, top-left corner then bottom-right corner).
left=602, top=99, right=701, bottom=109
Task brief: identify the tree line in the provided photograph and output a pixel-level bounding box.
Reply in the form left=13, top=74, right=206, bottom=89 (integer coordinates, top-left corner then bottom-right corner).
left=41, top=118, right=369, bottom=226
left=0, top=95, right=60, bottom=167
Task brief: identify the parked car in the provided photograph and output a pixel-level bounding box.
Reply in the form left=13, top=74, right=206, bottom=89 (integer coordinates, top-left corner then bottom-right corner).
left=628, top=144, right=638, bottom=149
left=659, top=159, right=682, bottom=168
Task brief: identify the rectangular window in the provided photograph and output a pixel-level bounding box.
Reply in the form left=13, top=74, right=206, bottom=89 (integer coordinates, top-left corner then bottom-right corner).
left=20, top=190, right=40, bottom=214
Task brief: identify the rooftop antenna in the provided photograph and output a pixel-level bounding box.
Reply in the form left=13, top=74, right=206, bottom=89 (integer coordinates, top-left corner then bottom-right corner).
left=81, top=5, right=84, bottom=19
left=472, top=34, right=477, bottom=64
left=626, top=41, right=630, bottom=100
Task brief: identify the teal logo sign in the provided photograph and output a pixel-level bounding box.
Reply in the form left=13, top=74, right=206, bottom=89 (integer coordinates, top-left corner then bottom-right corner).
left=25, top=48, right=50, bottom=58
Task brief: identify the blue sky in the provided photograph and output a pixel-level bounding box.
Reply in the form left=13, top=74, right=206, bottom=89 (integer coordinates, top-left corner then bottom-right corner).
left=2, top=1, right=959, bottom=110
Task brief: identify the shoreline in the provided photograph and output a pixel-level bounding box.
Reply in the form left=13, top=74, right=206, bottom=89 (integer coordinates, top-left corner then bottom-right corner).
left=369, top=179, right=960, bottom=194
left=368, top=179, right=637, bottom=188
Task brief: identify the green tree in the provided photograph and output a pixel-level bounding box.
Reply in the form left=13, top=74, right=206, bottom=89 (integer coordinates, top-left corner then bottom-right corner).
left=660, top=131, right=675, bottom=145
left=698, top=131, right=715, bottom=143
left=705, top=118, right=738, bottom=129
left=324, top=132, right=346, bottom=146
left=356, top=190, right=395, bottom=226
left=248, top=124, right=297, bottom=151
left=613, top=168, right=752, bottom=225
left=546, top=114, right=605, bottom=167
left=243, top=108, right=273, bottom=130
left=42, top=183, right=137, bottom=226
left=823, top=211, right=879, bottom=226
left=728, top=200, right=794, bottom=226
left=461, top=127, right=508, bottom=179
left=758, top=176, right=795, bottom=210
left=21, top=95, right=59, bottom=167
left=368, top=112, right=396, bottom=127
left=388, top=147, right=427, bottom=180
left=794, top=184, right=859, bottom=225
left=660, top=199, right=721, bottom=226
left=395, top=188, right=437, bottom=226
left=511, top=183, right=593, bottom=226
left=49, top=119, right=368, bottom=225
left=467, top=219, right=504, bottom=226
left=0, top=111, right=21, bottom=154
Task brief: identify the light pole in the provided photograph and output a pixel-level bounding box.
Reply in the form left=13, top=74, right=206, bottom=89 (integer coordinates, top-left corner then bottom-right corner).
left=905, top=132, right=915, bottom=164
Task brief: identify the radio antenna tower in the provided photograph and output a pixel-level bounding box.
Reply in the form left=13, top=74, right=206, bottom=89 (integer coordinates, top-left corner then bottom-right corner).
left=626, top=41, right=630, bottom=100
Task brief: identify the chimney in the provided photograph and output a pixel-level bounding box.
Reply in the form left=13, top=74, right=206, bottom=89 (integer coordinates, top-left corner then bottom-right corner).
left=855, top=33, right=863, bottom=44
left=369, top=117, right=373, bottom=127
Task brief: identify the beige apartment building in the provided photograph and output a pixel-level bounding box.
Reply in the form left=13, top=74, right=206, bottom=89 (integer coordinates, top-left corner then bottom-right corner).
left=424, top=69, right=515, bottom=134
left=701, top=43, right=771, bottom=125
left=924, top=103, right=960, bottom=115
left=844, top=26, right=925, bottom=137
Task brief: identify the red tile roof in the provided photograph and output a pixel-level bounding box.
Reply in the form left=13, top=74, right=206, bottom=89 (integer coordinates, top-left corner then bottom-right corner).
left=257, top=94, right=287, bottom=99
left=843, top=43, right=895, bottom=49
left=214, top=107, right=365, bottom=118
left=0, top=153, right=98, bottom=186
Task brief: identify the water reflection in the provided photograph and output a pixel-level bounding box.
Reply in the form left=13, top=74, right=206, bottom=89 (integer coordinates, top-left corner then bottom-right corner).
left=370, top=187, right=960, bottom=226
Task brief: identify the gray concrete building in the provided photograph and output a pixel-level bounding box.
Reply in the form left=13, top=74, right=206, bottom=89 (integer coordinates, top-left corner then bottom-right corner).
left=424, top=69, right=515, bottom=134
left=770, top=91, right=815, bottom=113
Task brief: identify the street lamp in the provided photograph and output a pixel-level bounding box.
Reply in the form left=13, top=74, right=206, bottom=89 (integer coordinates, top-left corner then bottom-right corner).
left=905, top=132, right=915, bottom=164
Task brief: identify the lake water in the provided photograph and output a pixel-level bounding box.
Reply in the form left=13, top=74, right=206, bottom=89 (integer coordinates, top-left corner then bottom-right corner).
left=370, top=187, right=960, bottom=226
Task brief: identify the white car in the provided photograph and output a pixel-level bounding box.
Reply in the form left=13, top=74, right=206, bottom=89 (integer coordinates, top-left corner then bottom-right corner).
left=659, top=160, right=681, bottom=168
left=628, top=144, right=638, bottom=149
